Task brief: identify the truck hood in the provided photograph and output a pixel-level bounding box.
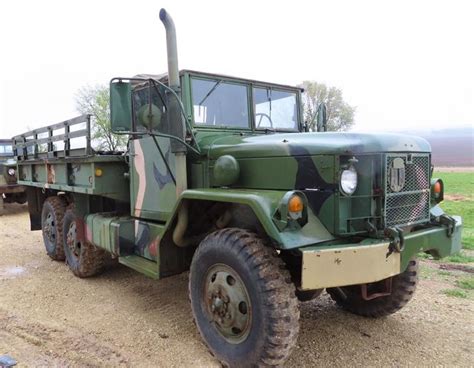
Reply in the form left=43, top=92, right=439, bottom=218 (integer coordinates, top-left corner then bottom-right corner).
left=200, top=132, right=431, bottom=159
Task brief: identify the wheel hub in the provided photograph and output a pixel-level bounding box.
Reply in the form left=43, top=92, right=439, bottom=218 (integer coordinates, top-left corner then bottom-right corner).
left=204, top=264, right=251, bottom=344
left=66, top=222, right=81, bottom=258
left=44, top=213, right=55, bottom=242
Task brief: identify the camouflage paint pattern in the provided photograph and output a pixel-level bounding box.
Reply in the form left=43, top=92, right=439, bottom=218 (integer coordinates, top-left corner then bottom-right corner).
left=130, top=137, right=177, bottom=222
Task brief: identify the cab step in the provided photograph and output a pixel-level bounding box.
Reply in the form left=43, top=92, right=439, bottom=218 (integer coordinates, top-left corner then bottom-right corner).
left=118, top=255, right=159, bottom=279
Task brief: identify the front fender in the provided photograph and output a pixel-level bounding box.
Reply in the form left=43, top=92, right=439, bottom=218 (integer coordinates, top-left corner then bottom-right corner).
left=165, top=188, right=335, bottom=249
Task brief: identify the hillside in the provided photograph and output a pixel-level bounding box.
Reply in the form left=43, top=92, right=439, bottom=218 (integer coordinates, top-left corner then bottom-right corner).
left=400, top=127, right=473, bottom=167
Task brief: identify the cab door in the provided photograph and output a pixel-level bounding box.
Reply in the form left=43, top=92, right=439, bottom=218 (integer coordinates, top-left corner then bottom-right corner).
left=130, top=136, right=177, bottom=222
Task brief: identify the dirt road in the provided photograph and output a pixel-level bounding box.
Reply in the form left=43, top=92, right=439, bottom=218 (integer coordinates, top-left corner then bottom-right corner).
left=0, top=203, right=473, bottom=367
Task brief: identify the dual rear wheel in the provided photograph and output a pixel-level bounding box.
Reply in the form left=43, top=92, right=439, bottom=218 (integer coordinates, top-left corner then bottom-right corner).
left=41, top=197, right=105, bottom=277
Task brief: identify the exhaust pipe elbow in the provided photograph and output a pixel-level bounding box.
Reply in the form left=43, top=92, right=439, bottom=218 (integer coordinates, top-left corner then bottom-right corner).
left=159, top=8, right=180, bottom=90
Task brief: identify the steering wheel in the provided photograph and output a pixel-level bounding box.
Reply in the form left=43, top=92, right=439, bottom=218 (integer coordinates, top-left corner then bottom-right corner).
left=255, top=113, right=273, bottom=128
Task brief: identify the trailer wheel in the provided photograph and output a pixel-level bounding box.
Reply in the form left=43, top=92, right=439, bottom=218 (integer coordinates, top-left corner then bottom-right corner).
left=41, top=196, right=67, bottom=261
left=62, top=207, right=105, bottom=278
left=327, top=259, right=419, bottom=318
left=189, top=228, right=299, bottom=367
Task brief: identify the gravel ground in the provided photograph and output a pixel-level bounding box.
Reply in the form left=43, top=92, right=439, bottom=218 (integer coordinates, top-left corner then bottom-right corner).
left=0, top=203, right=473, bottom=367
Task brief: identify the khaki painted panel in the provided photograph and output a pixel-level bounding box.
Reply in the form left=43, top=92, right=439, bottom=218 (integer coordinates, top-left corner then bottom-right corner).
left=301, top=242, right=401, bottom=290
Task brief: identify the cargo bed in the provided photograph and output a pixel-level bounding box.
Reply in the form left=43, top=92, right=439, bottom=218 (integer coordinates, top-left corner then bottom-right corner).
left=12, top=115, right=129, bottom=201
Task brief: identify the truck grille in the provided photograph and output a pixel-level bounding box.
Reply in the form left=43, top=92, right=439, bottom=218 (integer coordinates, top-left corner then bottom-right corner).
left=384, top=154, right=430, bottom=227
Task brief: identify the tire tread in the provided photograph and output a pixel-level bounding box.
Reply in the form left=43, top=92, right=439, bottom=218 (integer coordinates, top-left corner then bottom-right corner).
left=190, top=228, right=299, bottom=367
left=327, top=259, right=419, bottom=318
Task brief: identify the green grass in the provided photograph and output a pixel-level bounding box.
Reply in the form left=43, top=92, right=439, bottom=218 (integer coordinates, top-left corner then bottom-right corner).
left=443, top=253, right=474, bottom=263
left=418, top=250, right=474, bottom=263
left=442, top=289, right=468, bottom=299
left=417, top=252, right=431, bottom=259
left=456, top=277, right=474, bottom=290
left=434, top=171, right=474, bottom=250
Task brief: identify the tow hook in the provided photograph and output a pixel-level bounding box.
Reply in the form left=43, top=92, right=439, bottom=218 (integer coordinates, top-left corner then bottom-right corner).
left=439, top=214, right=456, bottom=237
left=386, top=226, right=404, bottom=253
left=361, top=278, right=392, bottom=300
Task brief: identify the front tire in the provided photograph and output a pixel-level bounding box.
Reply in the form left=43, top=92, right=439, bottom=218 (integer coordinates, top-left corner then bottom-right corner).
left=296, top=288, right=323, bottom=302
left=62, top=207, right=105, bottom=278
left=327, top=259, right=419, bottom=318
left=41, top=196, right=67, bottom=261
left=189, top=228, right=299, bottom=367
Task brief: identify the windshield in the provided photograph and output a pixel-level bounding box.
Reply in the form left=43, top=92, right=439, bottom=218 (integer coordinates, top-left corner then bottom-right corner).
left=191, top=78, right=249, bottom=128
left=0, top=143, right=12, bottom=156
left=253, top=87, right=298, bottom=131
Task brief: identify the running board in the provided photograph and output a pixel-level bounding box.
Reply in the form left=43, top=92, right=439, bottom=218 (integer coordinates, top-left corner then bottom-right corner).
left=118, top=255, right=159, bottom=279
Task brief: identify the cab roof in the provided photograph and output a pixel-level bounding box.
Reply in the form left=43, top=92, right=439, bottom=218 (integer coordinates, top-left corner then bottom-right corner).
left=134, top=70, right=303, bottom=92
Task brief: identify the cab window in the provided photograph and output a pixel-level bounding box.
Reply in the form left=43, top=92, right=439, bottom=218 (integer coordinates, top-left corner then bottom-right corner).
left=253, top=87, right=298, bottom=131
left=191, top=78, right=249, bottom=128
left=0, top=143, right=12, bottom=155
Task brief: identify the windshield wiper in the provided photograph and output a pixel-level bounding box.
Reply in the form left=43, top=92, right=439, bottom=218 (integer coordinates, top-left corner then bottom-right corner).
left=198, top=80, right=222, bottom=105
left=267, top=89, right=272, bottom=117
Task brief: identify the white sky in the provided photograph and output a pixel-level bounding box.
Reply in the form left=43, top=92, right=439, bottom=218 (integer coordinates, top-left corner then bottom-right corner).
left=1, top=0, right=473, bottom=138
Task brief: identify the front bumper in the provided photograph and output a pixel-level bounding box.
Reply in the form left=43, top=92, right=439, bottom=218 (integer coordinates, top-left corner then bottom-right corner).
left=300, top=216, right=462, bottom=290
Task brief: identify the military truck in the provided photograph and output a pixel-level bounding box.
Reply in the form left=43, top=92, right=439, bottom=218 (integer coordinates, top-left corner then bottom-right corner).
left=0, top=138, right=26, bottom=212
left=12, top=9, right=461, bottom=367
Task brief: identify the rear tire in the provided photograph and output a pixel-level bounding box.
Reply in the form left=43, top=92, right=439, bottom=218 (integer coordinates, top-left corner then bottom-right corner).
left=62, top=207, right=105, bottom=278
left=41, top=196, right=67, bottom=261
left=189, top=228, right=299, bottom=367
left=327, top=259, right=419, bottom=318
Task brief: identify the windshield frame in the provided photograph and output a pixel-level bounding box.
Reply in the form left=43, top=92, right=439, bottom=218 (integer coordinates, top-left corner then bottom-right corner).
left=185, top=71, right=302, bottom=133
left=251, top=84, right=301, bottom=133
left=189, top=76, right=252, bottom=131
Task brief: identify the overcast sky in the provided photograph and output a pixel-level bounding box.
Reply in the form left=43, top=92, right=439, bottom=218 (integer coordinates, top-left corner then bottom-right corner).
left=0, top=0, right=473, bottom=138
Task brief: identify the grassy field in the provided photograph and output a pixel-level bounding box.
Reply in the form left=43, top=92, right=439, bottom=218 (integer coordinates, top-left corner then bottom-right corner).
left=416, top=170, right=474, bottom=299
left=434, top=170, right=474, bottom=251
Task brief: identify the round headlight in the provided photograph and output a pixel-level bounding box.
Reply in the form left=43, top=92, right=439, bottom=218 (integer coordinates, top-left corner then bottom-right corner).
left=7, top=168, right=15, bottom=176
left=340, top=166, right=357, bottom=195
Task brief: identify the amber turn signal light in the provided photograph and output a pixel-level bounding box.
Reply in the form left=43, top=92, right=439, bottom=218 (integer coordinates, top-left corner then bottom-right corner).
left=431, top=178, right=444, bottom=203
left=288, top=195, right=304, bottom=213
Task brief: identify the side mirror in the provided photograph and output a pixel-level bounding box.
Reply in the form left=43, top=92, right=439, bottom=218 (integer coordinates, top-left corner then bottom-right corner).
left=137, top=104, right=163, bottom=130
left=316, top=103, right=327, bottom=132
left=110, top=80, right=133, bottom=132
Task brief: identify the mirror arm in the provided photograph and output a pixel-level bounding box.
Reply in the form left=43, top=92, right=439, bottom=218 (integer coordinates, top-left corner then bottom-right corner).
left=148, top=79, right=199, bottom=152
left=115, top=130, right=201, bottom=155
left=151, top=135, right=176, bottom=185
left=111, top=76, right=200, bottom=154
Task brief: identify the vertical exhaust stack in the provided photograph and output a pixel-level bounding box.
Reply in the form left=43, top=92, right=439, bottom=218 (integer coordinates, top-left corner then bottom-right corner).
left=159, top=8, right=187, bottom=196
left=159, top=8, right=180, bottom=96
